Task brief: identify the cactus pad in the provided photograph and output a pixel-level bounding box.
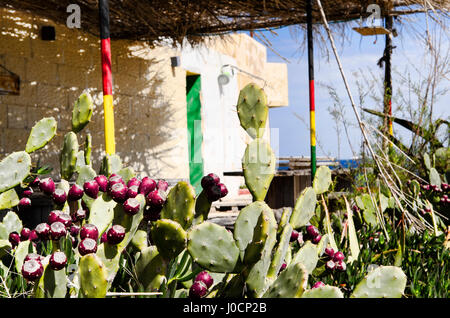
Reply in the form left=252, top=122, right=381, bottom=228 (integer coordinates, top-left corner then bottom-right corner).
left=34, top=259, right=67, bottom=298
left=151, top=219, right=187, bottom=260
left=289, top=187, right=317, bottom=229
left=134, top=246, right=166, bottom=292
left=292, top=241, right=319, bottom=274
left=72, top=92, right=94, bottom=133
left=243, top=208, right=272, bottom=265
left=187, top=221, right=240, bottom=273
left=0, top=151, right=32, bottom=193
left=302, top=285, right=344, bottom=298
left=267, top=222, right=292, bottom=279
left=84, top=133, right=92, bottom=166
left=79, top=254, right=108, bottom=298
left=351, top=266, right=407, bottom=298
left=262, top=261, right=308, bottom=298
left=242, top=138, right=276, bottom=201
left=60, top=132, right=79, bottom=180
left=25, top=117, right=57, bottom=153
left=313, top=166, right=332, bottom=194
left=99, top=154, right=122, bottom=177
left=0, top=189, right=19, bottom=210
left=88, top=193, right=118, bottom=236
left=237, top=83, right=268, bottom=139
left=161, top=181, right=196, bottom=229
left=76, top=165, right=97, bottom=186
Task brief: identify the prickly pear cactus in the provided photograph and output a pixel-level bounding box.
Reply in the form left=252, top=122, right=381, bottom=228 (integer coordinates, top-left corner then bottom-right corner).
left=60, top=131, right=79, bottom=180
left=289, top=187, right=317, bottom=229
left=34, top=258, right=68, bottom=298
left=79, top=254, right=108, bottom=298
left=302, top=285, right=344, bottom=298
left=351, top=266, right=407, bottom=298
left=267, top=222, right=292, bottom=279
left=84, top=133, right=92, bottom=165
left=242, top=138, right=276, bottom=201
left=99, top=154, right=122, bottom=177
left=291, top=241, right=319, bottom=274
left=88, top=193, right=118, bottom=235
left=151, top=219, right=187, bottom=260
left=161, top=181, right=196, bottom=229
left=25, top=117, right=57, bottom=153
left=0, top=151, right=32, bottom=193
left=237, top=83, right=268, bottom=139
left=134, top=246, right=166, bottom=292
left=262, top=261, right=308, bottom=298
left=187, top=221, right=240, bottom=273
left=243, top=208, right=272, bottom=265
left=0, top=189, right=19, bottom=210
left=313, top=166, right=332, bottom=194
left=72, top=92, right=94, bottom=133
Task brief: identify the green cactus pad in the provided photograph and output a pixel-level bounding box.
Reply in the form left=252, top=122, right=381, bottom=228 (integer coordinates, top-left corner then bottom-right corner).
left=88, top=193, right=118, bottom=236
left=237, top=83, right=268, bottom=139
left=0, top=240, right=11, bottom=259
left=292, top=241, right=319, bottom=274
left=243, top=208, right=272, bottom=265
left=84, top=133, right=92, bottom=166
left=193, top=190, right=212, bottom=224
left=95, top=243, right=121, bottom=283
left=60, top=131, right=79, bottom=180
left=134, top=246, right=166, bottom=292
left=161, top=181, right=196, bottom=229
left=302, top=285, right=344, bottom=298
left=234, top=201, right=272, bottom=261
left=429, top=167, right=441, bottom=187
left=289, top=187, right=317, bottom=229
left=14, top=240, right=34, bottom=274
left=313, top=166, right=332, bottom=194
left=360, top=193, right=378, bottom=226
left=75, top=150, right=86, bottom=173
left=277, top=207, right=292, bottom=235
left=118, top=167, right=136, bottom=184
left=34, top=258, right=67, bottom=298
left=262, top=261, right=308, bottom=298
left=76, top=164, right=97, bottom=186
left=242, top=138, right=276, bottom=201
left=0, top=151, right=32, bottom=193
left=187, top=221, right=240, bottom=273
left=72, top=92, right=94, bottom=133
left=0, top=211, right=22, bottom=238
left=79, top=254, right=108, bottom=298
left=0, top=189, right=19, bottom=210
left=351, top=266, right=407, bottom=298
left=25, top=117, right=57, bottom=153
left=267, top=222, right=292, bottom=279
left=151, top=219, right=187, bottom=260
left=131, top=230, right=148, bottom=251
left=99, top=154, right=122, bottom=177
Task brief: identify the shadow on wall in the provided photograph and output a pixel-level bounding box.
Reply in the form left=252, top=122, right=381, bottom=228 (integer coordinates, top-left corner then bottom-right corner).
left=0, top=8, right=181, bottom=180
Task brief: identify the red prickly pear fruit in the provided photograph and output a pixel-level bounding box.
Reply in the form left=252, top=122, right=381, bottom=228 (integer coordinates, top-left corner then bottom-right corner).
left=21, top=259, right=44, bottom=281
left=70, top=225, right=80, bottom=237
left=332, top=251, right=345, bottom=262
left=39, top=178, right=55, bottom=195
left=95, top=175, right=109, bottom=192
left=18, top=197, right=32, bottom=210
left=312, top=234, right=322, bottom=244
left=290, top=230, right=299, bottom=242
left=138, top=177, right=156, bottom=195
left=47, top=210, right=61, bottom=224
left=201, top=174, right=219, bottom=190
left=106, top=225, right=126, bottom=245
left=29, top=230, right=39, bottom=242
left=35, top=223, right=50, bottom=241
left=194, top=271, right=214, bottom=288
left=100, top=232, right=108, bottom=243
left=49, top=222, right=67, bottom=241
left=108, top=175, right=125, bottom=191
left=24, top=253, right=42, bottom=263
left=78, top=238, right=98, bottom=256
left=335, top=260, right=346, bottom=272
left=306, top=225, right=320, bottom=238
left=189, top=280, right=208, bottom=298
left=22, top=187, right=33, bottom=197
left=110, top=183, right=128, bottom=203
left=146, top=189, right=166, bottom=208
left=83, top=180, right=99, bottom=199
left=205, top=184, right=222, bottom=202
left=49, top=251, right=67, bottom=271
left=312, top=281, right=325, bottom=289
left=218, top=183, right=228, bottom=198
left=68, top=184, right=84, bottom=201
left=20, top=228, right=31, bottom=241
left=57, top=213, right=72, bottom=228
left=74, top=208, right=87, bottom=222
left=79, top=224, right=99, bottom=240
left=52, top=189, right=67, bottom=205
left=9, top=232, right=20, bottom=248
left=326, top=260, right=336, bottom=271
left=123, top=197, right=141, bottom=216
left=325, top=247, right=335, bottom=259
left=157, top=179, right=169, bottom=192
left=30, top=177, right=40, bottom=188
left=127, top=177, right=141, bottom=188
left=126, top=185, right=139, bottom=199
left=280, top=263, right=287, bottom=272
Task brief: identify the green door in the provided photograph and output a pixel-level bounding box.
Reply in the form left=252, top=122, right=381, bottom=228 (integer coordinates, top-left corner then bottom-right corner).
left=186, top=75, right=204, bottom=194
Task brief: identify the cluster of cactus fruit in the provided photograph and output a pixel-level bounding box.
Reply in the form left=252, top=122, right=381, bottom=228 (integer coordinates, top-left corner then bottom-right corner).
left=0, top=86, right=409, bottom=298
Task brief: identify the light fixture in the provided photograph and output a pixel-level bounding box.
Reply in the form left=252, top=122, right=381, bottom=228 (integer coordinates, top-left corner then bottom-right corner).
left=218, top=64, right=267, bottom=87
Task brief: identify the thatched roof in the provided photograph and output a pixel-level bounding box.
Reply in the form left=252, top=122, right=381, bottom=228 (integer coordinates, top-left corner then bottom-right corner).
left=0, top=0, right=448, bottom=45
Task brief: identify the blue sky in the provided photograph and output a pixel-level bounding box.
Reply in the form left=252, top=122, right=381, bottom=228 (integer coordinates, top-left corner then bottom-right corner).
left=251, top=13, right=449, bottom=159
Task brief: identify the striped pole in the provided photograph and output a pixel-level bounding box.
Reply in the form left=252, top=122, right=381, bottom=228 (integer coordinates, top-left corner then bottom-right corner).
left=99, top=0, right=116, bottom=155
left=307, top=0, right=316, bottom=181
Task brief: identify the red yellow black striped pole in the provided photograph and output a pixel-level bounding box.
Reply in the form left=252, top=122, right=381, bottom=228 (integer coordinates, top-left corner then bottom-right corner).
left=307, top=0, right=316, bottom=181
left=99, top=0, right=116, bottom=155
